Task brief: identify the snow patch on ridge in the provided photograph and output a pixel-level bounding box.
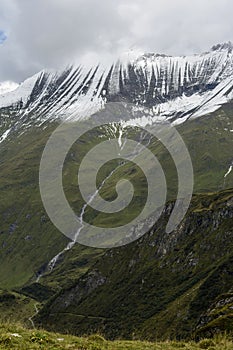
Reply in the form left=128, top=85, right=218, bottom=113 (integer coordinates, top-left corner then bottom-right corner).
left=224, top=164, right=233, bottom=178
left=0, top=74, right=40, bottom=108
left=0, top=128, right=11, bottom=143
left=0, top=81, right=19, bottom=95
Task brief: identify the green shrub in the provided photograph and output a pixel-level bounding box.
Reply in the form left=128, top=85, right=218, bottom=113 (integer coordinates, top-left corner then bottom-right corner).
left=30, top=331, right=53, bottom=344
left=198, top=338, right=215, bottom=349
left=170, top=341, right=186, bottom=347
left=88, top=334, right=106, bottom=342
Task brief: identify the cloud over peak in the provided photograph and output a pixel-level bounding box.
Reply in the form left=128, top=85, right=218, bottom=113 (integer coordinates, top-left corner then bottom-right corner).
left=0, top=0, right=232, bottom=83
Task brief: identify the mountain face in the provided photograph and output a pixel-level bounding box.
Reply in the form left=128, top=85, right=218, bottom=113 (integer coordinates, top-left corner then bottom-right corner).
left=1, top=42, right=233, bottom=141
left=0, top=43, right=233, bottom=340
left=35, top=189, right=233, bottom=340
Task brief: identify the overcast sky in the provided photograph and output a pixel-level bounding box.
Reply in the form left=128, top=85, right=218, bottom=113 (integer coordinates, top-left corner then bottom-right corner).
left=0, top=0, right=232, bottom=83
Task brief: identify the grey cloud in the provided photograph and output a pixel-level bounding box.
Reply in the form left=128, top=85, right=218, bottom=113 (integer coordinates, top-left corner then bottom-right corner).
left=0, top=0, right=232, bottom=82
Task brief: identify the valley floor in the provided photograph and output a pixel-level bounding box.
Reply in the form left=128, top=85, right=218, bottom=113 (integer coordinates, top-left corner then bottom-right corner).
left=0, top=323, right=232, bottom=350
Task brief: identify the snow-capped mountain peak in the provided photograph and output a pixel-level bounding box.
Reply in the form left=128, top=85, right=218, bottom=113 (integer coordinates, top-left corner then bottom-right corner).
left=0, top=43, right=233, bottom=140
left=211, top=41, right=233, bottom=53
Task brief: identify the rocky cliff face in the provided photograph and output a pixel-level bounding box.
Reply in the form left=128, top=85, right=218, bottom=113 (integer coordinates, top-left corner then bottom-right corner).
left=35, top=190, right=233, bottom=340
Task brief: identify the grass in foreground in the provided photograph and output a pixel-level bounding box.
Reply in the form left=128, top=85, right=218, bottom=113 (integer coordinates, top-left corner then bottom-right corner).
left=0, top=323, right=232, bottom=349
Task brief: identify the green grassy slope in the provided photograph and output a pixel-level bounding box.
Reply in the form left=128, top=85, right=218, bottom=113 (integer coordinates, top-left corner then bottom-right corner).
left=0, top=123, right=105, bottom=290
left=0, top=104, right=232, bottom=289
left=0, top=289, right=36, bottom=326
left=0, top=322, right=232, bottom=349
left=0, top=103, right=232, bottom=339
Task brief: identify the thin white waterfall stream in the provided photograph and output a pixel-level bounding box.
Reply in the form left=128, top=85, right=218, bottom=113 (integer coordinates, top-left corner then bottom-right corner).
left=36, top=166, right=119, bottom=282
left=36, top=128, right=151, bottom=282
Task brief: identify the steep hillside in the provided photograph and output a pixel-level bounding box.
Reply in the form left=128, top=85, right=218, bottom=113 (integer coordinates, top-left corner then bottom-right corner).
left=0, top=103, right=232, bottom=291
left=35, top=189, right=233, bottom=340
